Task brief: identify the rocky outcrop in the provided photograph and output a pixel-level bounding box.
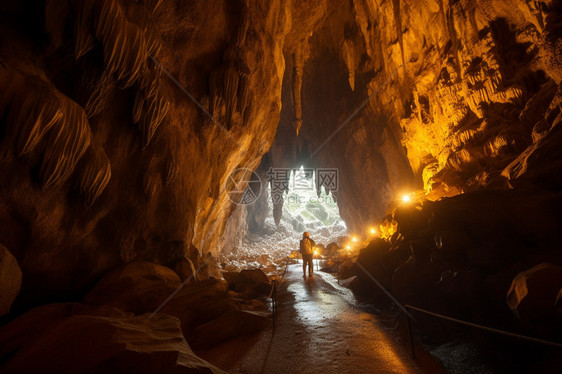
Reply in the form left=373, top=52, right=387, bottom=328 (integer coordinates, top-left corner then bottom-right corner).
left=507, top=263, right=562, bottom=331
left=0, top=0, right=297, bottom=306
left=266, top=0, right=562, bottom=233
left=0, top=1, right=561, bottom=369
left=223, top=269, right=272, bottom=299
left=83, top=261, right=182, bottom=315
left=0, top=303, right=225, bottom=373
left=0, top=244, right=21, bottom=317
left=188, top=310, right=270, bottom=350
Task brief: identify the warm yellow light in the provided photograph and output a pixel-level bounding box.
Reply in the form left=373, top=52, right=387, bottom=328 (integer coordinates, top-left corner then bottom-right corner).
left=346, top=245, right=351, bottom=250
left=370, top=228, right=376, bottom=235
left=352, top=236, right=357, bottom=242
left=402, top=194, right=411, bottom=203
left=314, top=249, right=318, bottom=256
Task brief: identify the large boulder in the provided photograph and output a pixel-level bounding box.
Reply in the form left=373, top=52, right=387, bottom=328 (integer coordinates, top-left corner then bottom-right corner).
left=506, top=263, right=562, bottom=330
left=0, top=303, right=225, bottom=374
left=188, top=310, right=270, bottom=350
left=223, top=269, right=272, bottom=298
left=162, top=279, right=237, bottom=334
left=0, top=244, right=21, bottom=317
left=83, top=262, right=181, bottom=315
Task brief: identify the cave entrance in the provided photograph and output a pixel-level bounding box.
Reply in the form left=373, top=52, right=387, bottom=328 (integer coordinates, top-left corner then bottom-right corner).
left=224, top=166, right=347, bottom=270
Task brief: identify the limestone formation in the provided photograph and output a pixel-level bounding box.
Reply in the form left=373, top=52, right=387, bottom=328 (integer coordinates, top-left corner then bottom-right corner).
left=0, top=303, right=225, bottom=373
left=83, top=261, right=182, bottom=315
left=0, top=0, right=561, bottom=369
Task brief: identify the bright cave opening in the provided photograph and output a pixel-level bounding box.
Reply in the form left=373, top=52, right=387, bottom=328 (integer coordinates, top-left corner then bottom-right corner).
left=220, top=166, right=348, bottom=272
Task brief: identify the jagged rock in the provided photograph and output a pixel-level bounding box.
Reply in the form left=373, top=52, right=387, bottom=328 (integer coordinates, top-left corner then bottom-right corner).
left=506, top=263, right=562, bottom=330
left=0, top=303, right=225, bottom=373
left=83, top=261, right=181, bottom=315
left=188, top=310, right=269, bottom=350
left=223, top=269, right=272, bottom=299
left=0, top=244, right=21, bottom=317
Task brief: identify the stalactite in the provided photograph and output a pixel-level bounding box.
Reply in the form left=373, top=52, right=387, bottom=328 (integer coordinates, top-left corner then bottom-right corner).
left=133, top=72, right=170, bottom=148
left=9, top=86, right=64, bottom=157
left=243, top=102, right=253, bottom=126
left=223, top=65, right=239, bottom=129
left=143, top=171, right=159, bottom=200
left=40, top=95, right=92, bottom=189
left=1, top=69, right=94, bottom=189
left=74, top=0, right=96, bottom=59
left=209, top=69, right=223, bottom=117
left=84, top=72, right=115, bottom=118
left=237, top=75, right=250, bottom=117
left=77, top=145, right=112, bottom=206
left=143, top=26, right=162, bottom=56
left=342, top=39, right=355, bottom=91
left=236, top=5, right=250, bottom=47
left=292, top=46, right=304, bottom=136
left=90, top=0, right=150, bottom=88
left=144, top=0, right=164, bottom=15
left=164, top=155, right=178, bottom=186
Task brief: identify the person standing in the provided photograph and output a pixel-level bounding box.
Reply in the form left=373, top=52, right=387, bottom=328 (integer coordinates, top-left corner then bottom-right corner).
left=299, top=231, right=316, bottom=277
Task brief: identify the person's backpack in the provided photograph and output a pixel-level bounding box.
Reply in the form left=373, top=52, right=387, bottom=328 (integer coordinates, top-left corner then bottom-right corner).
left=300, top=237, right=313, bottom=255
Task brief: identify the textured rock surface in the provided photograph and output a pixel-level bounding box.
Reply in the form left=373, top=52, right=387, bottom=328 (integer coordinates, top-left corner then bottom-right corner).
left=223, top=268, right=272, bottom=298
left=0, top=303, right=225, bottom=374
left=0, top=243, right=22, bottom=317
left=188, top=310, right=270, bottom=350
left=0, top=0, right=560, bottom=310
left=0, top=2, right=561, bottom=366
left=507, top=262, right=562, bottom=330
left=0, top=0, right=292, bottom=305
left=266, top=0, right=562, bottom=232
left=83, top=261, right=182, bottom=314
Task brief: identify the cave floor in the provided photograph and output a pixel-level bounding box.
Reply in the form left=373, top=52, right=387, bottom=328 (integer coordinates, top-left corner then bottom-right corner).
left=198, top=264, right=438, bottom=373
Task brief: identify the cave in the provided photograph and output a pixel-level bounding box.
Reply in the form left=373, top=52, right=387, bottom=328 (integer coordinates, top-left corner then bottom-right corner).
left=0, top=0, right=561, bottom=373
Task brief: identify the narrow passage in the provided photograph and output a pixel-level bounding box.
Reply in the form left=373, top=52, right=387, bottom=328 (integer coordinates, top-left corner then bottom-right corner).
left=200, top=264, right=423, bottom=373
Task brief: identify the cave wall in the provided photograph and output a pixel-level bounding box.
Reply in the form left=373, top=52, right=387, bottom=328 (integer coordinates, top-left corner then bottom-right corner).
left=267, top=0, right=562, bottom=232
left=0, top=0, right=306, bottom=306
left=0, top=0, right=560, bottom=308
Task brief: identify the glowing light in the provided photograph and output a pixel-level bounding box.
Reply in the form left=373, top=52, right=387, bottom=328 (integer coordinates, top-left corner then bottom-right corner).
left=314, top=249, right=318, bottom=256
left=402, top=194, right=411, bottom=203
left=352, top=236, right=358, bottom=242
left=370, top=228, right=376, bottom=235
left=346, top=245, right=351, bottom=250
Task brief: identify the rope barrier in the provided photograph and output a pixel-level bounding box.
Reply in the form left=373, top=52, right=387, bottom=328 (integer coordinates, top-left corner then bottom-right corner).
left=355, top=261, right=417, bottom=321
left=355, top=260, right=562, bottom=355
left=405, top=304, right=562, bottom=349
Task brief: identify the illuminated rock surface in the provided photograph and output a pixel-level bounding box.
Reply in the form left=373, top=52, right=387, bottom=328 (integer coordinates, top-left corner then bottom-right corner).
left=0, top=0, right=561, bottom=372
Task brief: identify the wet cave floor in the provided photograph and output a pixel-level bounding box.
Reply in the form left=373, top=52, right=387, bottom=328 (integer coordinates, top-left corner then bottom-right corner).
left=198, top=264, right=445, bottom=373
